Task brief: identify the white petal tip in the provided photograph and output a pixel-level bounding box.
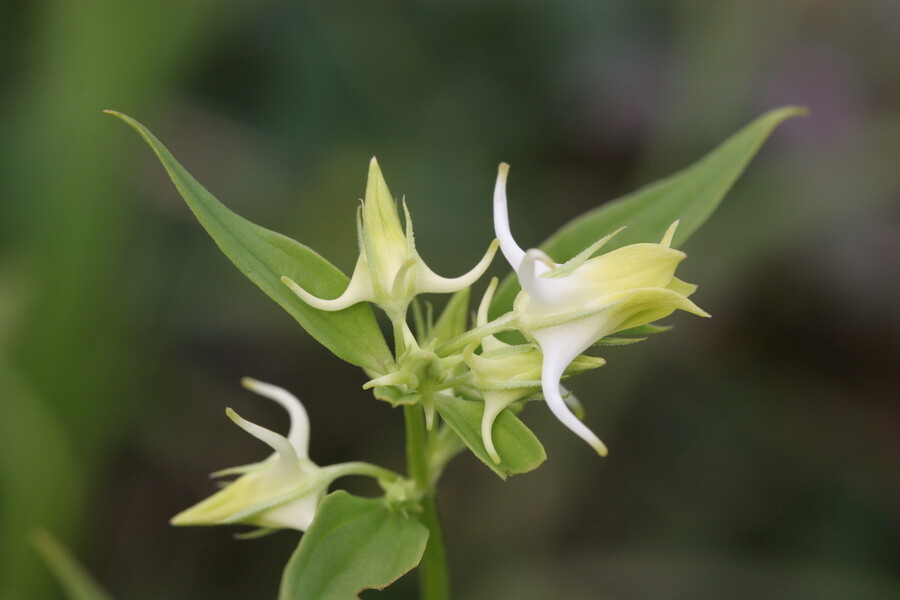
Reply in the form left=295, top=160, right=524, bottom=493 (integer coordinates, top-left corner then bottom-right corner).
left=661, top=221, right=681, bottom=247
left=594, top=442, right=609, bottom=457
left=240, top=377, right=260, bottom=391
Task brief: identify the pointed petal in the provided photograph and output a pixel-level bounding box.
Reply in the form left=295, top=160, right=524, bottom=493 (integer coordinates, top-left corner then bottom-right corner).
left=667, top=276, right=698, bottom=297
left=362, top=371, right=408, bottom=390
left=417, top=239, right=499, bottom=294
left=210, top=461, right=268, bottom=478
left=365, top=158, right=406, bottom=247
left=493, top=163, right=525, bottom=270
left=362, top=158, right=408, bottom=285
left=233, top=528, right=279, bottom=540
left=540, top=343, right=608, bottom=456
left=475, top=277, right=506, bottom=353
left=226, top=408, right=301, bottom=469
left=481, top=396, right=509, bottom=464
left=548, top=227, right=626, bottom=278
left=660, top=220, right=680, bottom=247
left=603, top=287, right=711, bottom=334
left=402, top=198, right=416, bottom=249
left=241, top=378, right=311, bottom=458
left=281, top=254, right=374, bottom=312
left=476, top=277, right=498, bottom=327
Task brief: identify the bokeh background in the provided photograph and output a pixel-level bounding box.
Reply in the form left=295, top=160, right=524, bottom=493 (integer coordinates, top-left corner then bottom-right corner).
left=1, top=1, right=898, bottom=599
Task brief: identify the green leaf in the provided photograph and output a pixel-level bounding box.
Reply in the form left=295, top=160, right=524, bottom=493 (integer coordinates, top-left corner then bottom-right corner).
left=434, top=394, right=546, bottom=479
left=429, top=288, right=471, bottom=344
left=491, top=107, right=806, bottom=314
left=106, top=111, right=392, bottom=373
left=279, top=491, right=429, bottom=600
left=30, top=530, right=115, bottom=600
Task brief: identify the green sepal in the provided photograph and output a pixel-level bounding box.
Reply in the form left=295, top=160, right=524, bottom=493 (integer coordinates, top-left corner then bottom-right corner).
left=278, top=491, right=429, bottom=600
left=106, top=111, right=393, bottom=373
left=372, top=386, right=421, bottom=407
left=593, top=336, right=648, bottom=347
left=433, top=394, right=546, bottom=479
left=491, top=106, right=806, bottom=314
left=616, top=323, right=672, bottom=337
left=233, top=527, right=279, bottom=540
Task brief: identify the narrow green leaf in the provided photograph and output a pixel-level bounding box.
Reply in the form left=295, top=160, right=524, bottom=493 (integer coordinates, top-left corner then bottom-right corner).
left=491, top=107, right=806, bottom=314
left=30, top=530, right=114, bottom=600
left=429, top=288, right=471, bottom=344
left=279, top=491, right=429, bottom=600
left=434, top=394, right=546, bottom=479
left=106, top=111, right=392, bottom=373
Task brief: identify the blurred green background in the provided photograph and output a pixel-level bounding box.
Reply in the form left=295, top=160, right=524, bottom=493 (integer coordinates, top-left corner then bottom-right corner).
left=1, top=1, right=898, bottom=599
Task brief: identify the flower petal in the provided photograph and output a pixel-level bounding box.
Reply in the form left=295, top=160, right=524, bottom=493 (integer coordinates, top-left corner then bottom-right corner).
left=480, top=393, right=517, bottom=464
left=281, top=254, right=375, bottom=312
left=493, top=163, right=526, bottom=270
left=547, top=226, right=626, bottom=279
left=417, top=239, right=499, bottom=294
left=241, top=378, right=311, bottom=458
left=539, top=340, right=608, bottom=456
left=225, top=408, right=300, bottom=471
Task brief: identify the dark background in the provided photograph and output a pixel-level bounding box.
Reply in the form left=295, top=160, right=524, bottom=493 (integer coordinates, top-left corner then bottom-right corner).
left=1, top=1, right=898, bottom=599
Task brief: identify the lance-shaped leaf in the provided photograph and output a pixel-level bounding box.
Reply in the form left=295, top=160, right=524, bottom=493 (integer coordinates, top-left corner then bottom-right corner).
left=106, top=111, right=392, bottom=373
left=434, top=393, right=546, bottom=479
left=279, top=491, right=429, bottom=600
left=491, top=106, right=806, bottom=314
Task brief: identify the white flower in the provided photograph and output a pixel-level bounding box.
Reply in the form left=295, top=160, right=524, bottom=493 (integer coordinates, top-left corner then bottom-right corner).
left=493, top=163, right=710, bottom=455
left=464, top=278, right=603, bottom=463
left=283, top=158, right=498, bottom=320
left=171, top=379, right=381, bottom=532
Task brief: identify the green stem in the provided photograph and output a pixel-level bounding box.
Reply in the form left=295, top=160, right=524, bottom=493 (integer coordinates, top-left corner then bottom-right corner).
left=436, top=311, right=518, bottom=356
left=404, top=404, right=450, bottom=600
left=325, top=461, right=402, bottom=482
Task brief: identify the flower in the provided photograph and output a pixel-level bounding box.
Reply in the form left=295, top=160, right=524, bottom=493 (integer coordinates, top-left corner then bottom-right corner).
left=171, top=378, right=327, bottom=531
left=464, top=278, right=604, bottom=463
left=283, top=158, right=498, bottom=320
left=171, top=379, right=396, bottom=532
left=493, top=163, right=710, bottom=455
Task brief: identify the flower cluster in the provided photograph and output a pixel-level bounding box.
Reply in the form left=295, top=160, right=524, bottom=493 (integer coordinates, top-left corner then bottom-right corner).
left=174, top=158, right=708, bottom=533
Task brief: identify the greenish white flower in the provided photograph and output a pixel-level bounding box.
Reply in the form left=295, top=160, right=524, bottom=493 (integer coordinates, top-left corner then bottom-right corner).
left=171, top=378, right=397, bottom=532
left=493, top=163, right=710, bottom=455
left=464, top=278, right=603, bottom=463
left=283, top=158, right=499, bottom=320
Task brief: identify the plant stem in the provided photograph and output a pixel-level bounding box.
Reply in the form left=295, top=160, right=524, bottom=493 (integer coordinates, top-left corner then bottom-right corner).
left=404, top=404, right=450, bottom=600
